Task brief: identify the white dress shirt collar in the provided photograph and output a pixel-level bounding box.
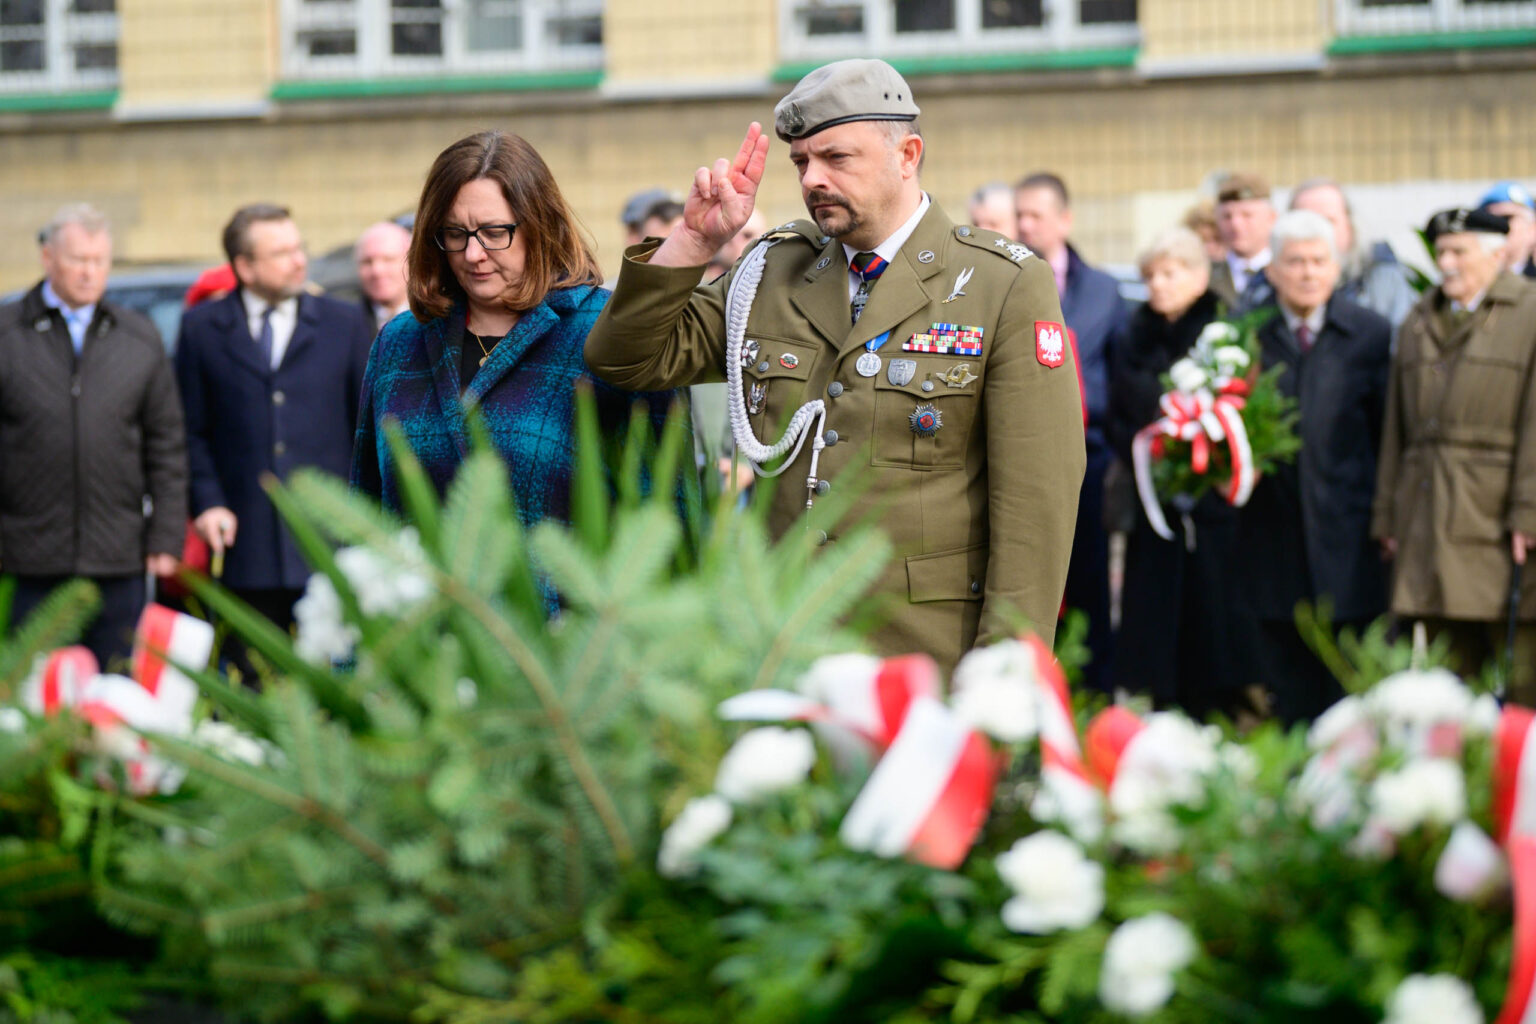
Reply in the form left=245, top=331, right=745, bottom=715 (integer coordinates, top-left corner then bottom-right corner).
left=241, top=289, right=300, bottom=369
left=842, top=192, right=932, bottom=299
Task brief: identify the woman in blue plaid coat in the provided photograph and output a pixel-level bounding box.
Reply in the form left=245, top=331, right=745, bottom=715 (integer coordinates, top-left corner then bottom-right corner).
left=351, top=131, right=681, bottom=531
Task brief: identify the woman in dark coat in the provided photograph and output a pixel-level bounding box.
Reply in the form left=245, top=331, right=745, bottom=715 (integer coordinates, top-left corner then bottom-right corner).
left=1106, top=227, right=1245, bottom=718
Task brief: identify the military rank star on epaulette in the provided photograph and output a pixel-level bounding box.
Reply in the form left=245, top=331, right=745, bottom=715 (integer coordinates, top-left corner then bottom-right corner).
left=993, top=238, right=1033, bottom=263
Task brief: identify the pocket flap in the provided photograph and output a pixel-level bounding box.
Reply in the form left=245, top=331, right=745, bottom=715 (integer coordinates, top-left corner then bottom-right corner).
left=906, top=543, right=987, bottom=603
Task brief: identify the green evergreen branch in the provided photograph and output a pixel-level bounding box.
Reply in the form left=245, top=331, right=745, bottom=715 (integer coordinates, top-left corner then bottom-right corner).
left=199, top=885, right=367, bottom=935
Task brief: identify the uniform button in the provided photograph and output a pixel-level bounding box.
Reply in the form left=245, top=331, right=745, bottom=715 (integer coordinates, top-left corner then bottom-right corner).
left=272, top=390, right=285, bottom=405
left=273, top=441, right=287, bottom=456
left=814, top=529, right=829, bottom=546
left=958, top=226, right=971, bottom=237
left=818, top=236, right=831, bottom=245
left=823, top=429, right=839, bottom=445
left=827, top=381, right=844, bottom=398
left=756, top=361, right=770, bottom=373
left=815, top=479, right=831, bottom=495
left=969, top=578, right=981, bottom=595
left=921, top=380, right=935, bottom=392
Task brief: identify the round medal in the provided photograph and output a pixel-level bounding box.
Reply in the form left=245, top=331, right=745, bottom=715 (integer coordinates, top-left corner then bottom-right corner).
left=856, top=351, right=882, bottom=377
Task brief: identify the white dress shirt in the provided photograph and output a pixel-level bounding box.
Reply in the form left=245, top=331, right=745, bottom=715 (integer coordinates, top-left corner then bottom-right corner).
left=1227, top=247, right=1271, bottom=295
left=241, top=290, right=299, bottom=369
left=842, top=192, right=932, bottom=301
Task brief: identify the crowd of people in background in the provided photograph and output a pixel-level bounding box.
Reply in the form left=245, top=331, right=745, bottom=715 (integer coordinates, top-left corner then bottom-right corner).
left=3, top=58, right=1534, bottom=724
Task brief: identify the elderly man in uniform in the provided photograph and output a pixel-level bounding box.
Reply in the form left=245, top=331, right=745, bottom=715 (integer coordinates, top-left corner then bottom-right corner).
left=1373, top=207, right=1536, bottom=701
left=585, top=59, right=1084, bottom=667
left=1209, top=172, right=1276, bottom=313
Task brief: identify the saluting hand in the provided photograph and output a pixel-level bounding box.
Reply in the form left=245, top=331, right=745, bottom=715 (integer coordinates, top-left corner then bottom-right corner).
left=652, top=122, right=771, bottom=269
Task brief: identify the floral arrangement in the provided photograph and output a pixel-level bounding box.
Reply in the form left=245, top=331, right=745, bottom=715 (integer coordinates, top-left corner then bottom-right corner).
left=1131, top=317, right=1301, bottom=540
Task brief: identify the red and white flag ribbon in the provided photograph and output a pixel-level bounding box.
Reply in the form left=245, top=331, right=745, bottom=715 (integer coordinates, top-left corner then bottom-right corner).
left=23, top=646, right=99, bottom=716
left=719, top=653, right=940, bottom=750
left=128, top=603, right=211, bottom=725
left=1130, top=385, right=1256, bottom=541
left=1493, top=706, right=1536, bottom=1024
left=839, top=696, right=998, bottom=870
left=1025, top=635, right=1102, bottom=827
left=1084, top=705, right=1148, bottom=788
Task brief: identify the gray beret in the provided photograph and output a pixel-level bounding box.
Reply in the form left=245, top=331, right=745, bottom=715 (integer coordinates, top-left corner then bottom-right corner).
left=773, top=58, right=920, bottom=142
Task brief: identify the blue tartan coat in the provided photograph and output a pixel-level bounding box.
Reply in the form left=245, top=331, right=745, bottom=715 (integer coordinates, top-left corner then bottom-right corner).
left=351, top=285, right=682, bottom=530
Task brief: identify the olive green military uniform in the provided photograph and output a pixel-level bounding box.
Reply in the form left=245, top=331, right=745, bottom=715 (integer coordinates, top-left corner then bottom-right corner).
left=585, top=207, right=1085, bottom=670
left=1372, top=271, right=1536, bottom=693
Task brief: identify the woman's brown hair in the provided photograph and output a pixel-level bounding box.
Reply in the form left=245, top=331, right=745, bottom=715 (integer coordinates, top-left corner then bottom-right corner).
left=407, top=131, right=603, bottom=320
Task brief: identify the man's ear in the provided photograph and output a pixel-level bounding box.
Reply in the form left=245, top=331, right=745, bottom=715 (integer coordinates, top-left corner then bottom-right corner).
left=899, top=133, right=924, bottom=178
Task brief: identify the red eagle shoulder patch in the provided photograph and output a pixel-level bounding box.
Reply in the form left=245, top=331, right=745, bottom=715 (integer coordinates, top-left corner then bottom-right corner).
left=1035, top=321, right=1066, bottom=368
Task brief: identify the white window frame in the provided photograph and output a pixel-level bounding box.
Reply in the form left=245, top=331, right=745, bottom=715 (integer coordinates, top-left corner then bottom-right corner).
left=0, top=0, right=119, bottom=95
left=280, top=0, right=603, bottom=82
left=1334, top=0, right=1536, bottom=36
left=779, top=0, right=1139, bottom=63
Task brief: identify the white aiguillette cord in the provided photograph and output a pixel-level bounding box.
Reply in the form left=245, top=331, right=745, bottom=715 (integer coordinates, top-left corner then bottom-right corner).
left=724, top=238, right=829, bottom=510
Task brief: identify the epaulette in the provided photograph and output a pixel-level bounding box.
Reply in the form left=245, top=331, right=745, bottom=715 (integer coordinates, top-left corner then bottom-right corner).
left=761, top=218, right=829, bottom=247
left=955, top=226, right=1035, bottom=266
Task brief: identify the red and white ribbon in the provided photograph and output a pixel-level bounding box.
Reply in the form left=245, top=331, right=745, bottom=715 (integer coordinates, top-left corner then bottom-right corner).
left=24, top=646, right=99, bottom=716
left=1130, top=385, right=1257, bottom=541
left=1026, top=635, right=1102, bottom=826
left=719, top=653, right=940, bottom=750
left=1084, top=705, right=1148, bottom=788
left=1493, top=706, right=1536, bottom=1024
left=839, top=696, right=998, bottom=870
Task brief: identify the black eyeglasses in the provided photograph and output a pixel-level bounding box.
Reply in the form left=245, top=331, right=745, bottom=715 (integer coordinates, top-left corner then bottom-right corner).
left=434, top=223, right=518, bottom=252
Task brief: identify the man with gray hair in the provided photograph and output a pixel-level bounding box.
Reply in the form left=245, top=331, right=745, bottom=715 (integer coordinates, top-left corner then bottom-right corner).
left=0, top=203, right=188, bottom=665
left=967, top=182, right=1016, bottom=241
left=1233, top=208, right=1392, bottom=723
left=1289, top=177, right=1417, bottom=328
left=1373, top=207, right=1536, bottom=701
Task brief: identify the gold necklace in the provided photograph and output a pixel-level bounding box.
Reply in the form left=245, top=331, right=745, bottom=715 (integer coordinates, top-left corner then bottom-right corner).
left=469, top=330, right=496, bottom=367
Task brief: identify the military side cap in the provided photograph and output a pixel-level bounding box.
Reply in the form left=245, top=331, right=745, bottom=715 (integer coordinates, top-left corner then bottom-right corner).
left=1217, top=171, right=1270, bottom=204
left=1426, top=207, right=1510, bottom=242
left=620, top=188, right=674, bottom=229
left=1478, top=180, right=1536, bottom=214
left=773, top=58, right=920, bottom=142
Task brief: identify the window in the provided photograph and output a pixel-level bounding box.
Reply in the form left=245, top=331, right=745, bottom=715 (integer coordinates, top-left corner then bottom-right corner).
left=782, top=0, right=1137, bottom=60
left=1334, top=0, right=1536, bottom=35
left=0, top=0, right=118, bottom=95
left=282, top=0, right=602, bottom=80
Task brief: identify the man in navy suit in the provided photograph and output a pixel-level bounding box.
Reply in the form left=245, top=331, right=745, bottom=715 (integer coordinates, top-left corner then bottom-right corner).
left=1016, top=172, right=1127, bottom=693
left=175, top=203, right=372, bottom=646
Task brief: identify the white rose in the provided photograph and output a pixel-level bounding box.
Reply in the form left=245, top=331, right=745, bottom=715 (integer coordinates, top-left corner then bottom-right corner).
left=1168, top=358, right=1208, bottom=394
left=1365, top=669, right=1475, bottom=754
left=715, top=726, right=817, bottom=803
left=1031, top=772, right=1106, bottom=844
left=1465, top=693, right=1501, bottom=737
left=796, top=652, right=883, bottom=702
left=192, top=720, right=266, bottom=766
left=951, top=640, right=1040, bottom=743
left=293, top=573, right=359, bottom=664
left=1196, top=322, right=1240, bottom=349
left=1293, top=755, right=1361, bottom=831
left=1212, top=345, right=1251, bottom=376
left=335, top=528, right=433, bottom=617
left=1099, top=913, right=1197, bottom=1017
left=657, top=794, right=733, bottom=878
left=1108, top=714, right=1220, bottom=854
left=1383, top=973, right=1484, bottom=1024
left=1369, top=759, right=1466, bottom=835
left=1434, top=821, right=1507, bottom=903
left=996, top=831, right=1105, bottom=933
left=1309, top=695, right=1371, bottom=752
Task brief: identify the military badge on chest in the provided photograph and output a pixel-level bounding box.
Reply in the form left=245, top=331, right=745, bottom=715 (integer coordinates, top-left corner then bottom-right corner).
left=748, top=381, right=767, bottom=415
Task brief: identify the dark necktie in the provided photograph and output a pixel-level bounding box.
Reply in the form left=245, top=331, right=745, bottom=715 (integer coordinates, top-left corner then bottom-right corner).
left=850, top=251, right=889, bottom=324
left=255, top=306, right=275, bottom=369
left=1295, top=324, right=1313, bottom=352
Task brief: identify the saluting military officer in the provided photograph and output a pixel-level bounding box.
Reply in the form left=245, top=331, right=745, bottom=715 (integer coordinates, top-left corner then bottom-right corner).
left=584, top=59, right=1085, bottom=669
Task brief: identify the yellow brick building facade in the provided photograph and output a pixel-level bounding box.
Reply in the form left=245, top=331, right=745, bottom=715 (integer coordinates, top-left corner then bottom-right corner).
left=2, top=0, right=1533, bottom=292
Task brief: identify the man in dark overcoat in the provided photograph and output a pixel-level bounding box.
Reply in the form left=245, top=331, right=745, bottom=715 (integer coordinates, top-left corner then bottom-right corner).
left=175, top=203, right=372, bottom=644
left=1234, top=209, right=1392, bottom=724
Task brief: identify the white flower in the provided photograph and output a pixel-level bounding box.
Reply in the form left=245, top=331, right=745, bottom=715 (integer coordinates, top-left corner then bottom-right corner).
left=1369, top=759, right=1465, bottom=835
left=1196, top=322, right=1240, bottom=349
left=293, top=573, right=359, bottom=664
left=1383, top=973, right=1483, bottom=1024
left=1309, top=696, right=1372, bottom=753
left=796, top=653, right=882, bottom=703
left=192, top=720, right=266, bottom=766
left=1031, top=772, right=1106, bottom=844
left=1212, top=344, right=1251, bottom=374
left=1434, top=821, right=1507, bottom=903
left=1293, top=755, right=1362, bottom=830
left=1109, top=714, right=1219, bottom=853
left=996, top=831, right=1104, bottom=933
left=1099, top=913, right=1197, bottom=1017
left=334, top=528, right=433, bottom=616
left=0, top=708, right=25, bottom=734
left=657, top=794, right=733, bottom=878
left=951, top=640, right=1040, bottom=743
left=715, top=727, right=817, bottom=803
left=1365, top=668, right=1475, bottom=755
left=1466, top=693, right=1501, bottom=736
left=1168, top=358, right=1209, bottom=393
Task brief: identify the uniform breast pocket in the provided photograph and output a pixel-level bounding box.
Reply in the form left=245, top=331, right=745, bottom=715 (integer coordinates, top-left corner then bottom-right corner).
left=741, top=335, right=820, bottom=436
left=872, top=356, right=982, bottom=470
left=1452, top=354, right=1526, bottom=427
